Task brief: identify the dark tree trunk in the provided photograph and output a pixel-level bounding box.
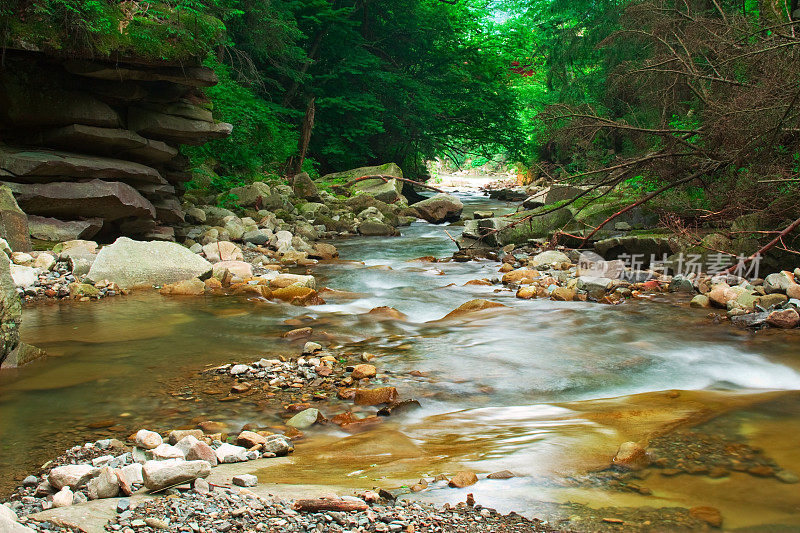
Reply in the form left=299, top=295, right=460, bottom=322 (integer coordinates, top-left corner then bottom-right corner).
left=292, top=96, right=316, bottom=175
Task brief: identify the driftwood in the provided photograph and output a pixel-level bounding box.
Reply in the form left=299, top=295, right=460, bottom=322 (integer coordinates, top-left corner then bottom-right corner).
left=724, top=215, right=800, bottom=274
left=337, top=174, right=445, bottom=193
left=292, top=498, right=368, bottom=513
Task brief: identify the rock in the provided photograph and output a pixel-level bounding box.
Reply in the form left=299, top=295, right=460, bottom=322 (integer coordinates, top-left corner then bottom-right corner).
left=358, top=219, right=396, bottom=236
left=354, top=387, right=399, bottom=406
left=160, top=278, right=206, bottom=296
left=759, top=293, right=788, bottom=308
left=486, top=470, right=516, bottom=480
left=87, top=237, right=212, bottom=289
left=86, top=466, right=120, bottom=499
left=529, top=250, right=569, bottom=267
left=690, top=294, right=710, bottom=308
left=292, top=172, right=322, bottom=202
left=152, top=443, right=185, bottom=460
left=212, top=260, right=252, bottom=280
left=0, top=504, right=17, bottom=522
left=731, top=311, right=769, bottom=328
left=230, top=364, right=250, bottom=376
left=28, top=214, right=109, bottom=242
left=368, top=306, right=407, bottom=320
left=48, top=464, right=98, bottom=490
left=612, top=441, right=649, bottom=470
left=0, top=185, right=31, bottom=252
left=551, top=287, right=576, bottom=301
left=501, top=269, right=539, bottom=285
left=232, top=474, right=258, bottom=487
left=270, top=273, right=316, bottom=289
left=576, top=276, right=613, bottom=293
left=409, top=194, right=463, bottom=223
left=303, top=341, right=323, bottom=354
left=351, top=364, right=377, bottom=379
left=215, top=443, right=249, bottom=464
left=228, top=182, right=272, bottom=207
left=119, top=463, right=144, bottom=487
left=764, top=271, right=794, bottom=294
left=142, top=459, right=211, bottom=491
left=202, top=241, right=243, bottom=263
left=767, top=308, right=799, bottom=329
left=262, top=434, right=294, bottom=456
left=441, top=299, right=507, bottom=320
left=52, top=486, right=74, bottom=508
left=668, top=275, right=695, bottom=293
left=33, top=252, right=56, bottom=270
left=128, top=107, right=232, bottom=146
left=286, top=408, right=323, bottom=429
left=10, top=252, right=32, bottom=266
left=9, top=265, right=35, bottom=288
left=689, top=506, right=722, bottom=528
left=167, top=429, right=204, bottom=444
left=237, top=431, right=267, bottom=448
left=183, top=440, right=218, bottom=466
left=135, top=429, right=163, bottom=450
left=448, top=471, right=478, bottom=488
left=242, top=229, right=272, bottom=245
left=707, top=283, right=739, bottom=307
left=310, top=242, right=338, bottom=260
left=65, top=61, right=218, bottom=87
left=0, top=252, right=20, bottom=367
left=776, top=470, right=799, bottom=484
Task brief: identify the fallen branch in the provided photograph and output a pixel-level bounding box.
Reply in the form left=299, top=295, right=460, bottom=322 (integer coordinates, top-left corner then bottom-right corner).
left=723, top=215, right=800, bottom=274
left=337, top=175, right=445, bottom=193
left=292, top=499, right=368, bottom=513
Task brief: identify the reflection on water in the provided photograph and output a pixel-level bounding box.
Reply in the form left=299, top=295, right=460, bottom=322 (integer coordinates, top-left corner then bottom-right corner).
left=2, top=192, right=800, bottom=528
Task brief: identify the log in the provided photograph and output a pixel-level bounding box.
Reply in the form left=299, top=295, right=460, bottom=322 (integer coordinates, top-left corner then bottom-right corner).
left=292, top=498, right=369, bottom=513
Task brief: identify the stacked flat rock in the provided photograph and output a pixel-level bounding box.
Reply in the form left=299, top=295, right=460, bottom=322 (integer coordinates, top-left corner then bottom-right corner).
left=0, top=51, right=232, bottom=243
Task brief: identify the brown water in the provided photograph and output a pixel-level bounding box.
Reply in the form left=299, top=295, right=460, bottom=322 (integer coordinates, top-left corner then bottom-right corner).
left=2, top=192, right=800, bottom=529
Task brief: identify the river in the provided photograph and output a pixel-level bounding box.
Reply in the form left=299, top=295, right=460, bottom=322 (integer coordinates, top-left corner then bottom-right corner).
left=2, top=191, right=800, bottom=529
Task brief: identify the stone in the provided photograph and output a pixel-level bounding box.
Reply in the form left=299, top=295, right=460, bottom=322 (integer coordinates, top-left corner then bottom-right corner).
left=262, top=434, right=293, bottom=456
left=690, top=294, right=710, bottom=308
left=48, top=464, right=98, bottom=490
left=0, top=504, right=17, bottom=522
left=731, top=311, right=769, bottom=328
left=409, top=194, right=463, bottom=223
left=303, top=341, right=323, bottom=354
left=152, top=443, right=185, bottom=460
left=135, top=429, right=163, bottom=450
left=33, top=252, right=56, bottom=271
left=142, top=459, right=211, bottom=491
left=353, top=387, right=399, bottom=406
left=668, top=275, right=695, bottom=293
left=242, top=229, right=272, bottom=245
left=203, top=241, right=243, bottom=263
left=707, top=283, right=739, bottom=307
left=212, top=260, right=252, bottom=280
left=8, top=265, right=35, bottom=288
left=448, top=471, right=478, bottom=488
left=64, top=60, right=218, bottom=86
left=167, top=429, right=204, bottom=445
left=128, top=107, right=232, bottom=146
left=119, top=463, right=144, bottom=486
left=0, top=252, right=20, bottom=367
left=351, top=364, right=377, bottom=379
left=228, top=182, right=272, bottom=207
left=612, top=441, right=649, bottom=470
left=52, top=487, right=74, bottom=508
left=486, top=470, right=516, bottom=480
left=326, top=164, right=405, bottom=203
left=160, top=278, right=206, bottom=296
left=310, top=242, right=338, bottom=260
left=86, top=466, right=120, bottom=499
left=689, top=506, right=722, bottom=528
left=28, top=213, right=100, bottom=247
left=759, top=293, right=788, bottom=308
left=237, top=431, right=267, bottom=448
left=292, top=172, right=322, bottom=202
left=358, top=219, right=396, bottom=236
left=232, top=474, right=258, bottom=487
left=6, top=179, right=155, bottom=223
left=0, top=342, right=46, bottom=369
left=215, top=443, right=249, bottom=464
left=767, top=308, right=799, bottom=329
left=286, top=408, right=323, bottom=429
left=551, top=287, right=576, bottom=301
left=441, top=299, right=507, bottom=320
left=10, top=252, right=32, bottom=266
left=270, top=273, right=316, bottom=289
left=577, top=276, right=613, bottom=293
left=764, top=271, right=794, bottom=294
left=87, top=237, right=212, bottom=289
left=0, top=185, right=31, bottom=252
left=183, top=440, right=218, bottom=466
left=529, top=250, right=569, bottom=267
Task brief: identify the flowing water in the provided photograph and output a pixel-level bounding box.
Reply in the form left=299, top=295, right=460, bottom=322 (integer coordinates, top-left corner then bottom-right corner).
left=2, top=191, right=800, bottom=529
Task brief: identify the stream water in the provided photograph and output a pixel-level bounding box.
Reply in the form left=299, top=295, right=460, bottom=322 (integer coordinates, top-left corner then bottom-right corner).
left=2, top=192, right=800, bottom=529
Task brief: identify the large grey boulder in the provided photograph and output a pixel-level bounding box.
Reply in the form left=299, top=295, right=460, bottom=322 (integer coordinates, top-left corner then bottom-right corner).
left=291, top=172, right=322, bottom=202
left=0, top=185, right=31, bottom=252
left=28, top=216, right=103, bottom=242
left=87, top=237, right=212, bottom=289
left=323, top=163, right=406, bottom=204
left=0, top=252, right=21, bottom=367
left=410, top=194, right=463, bottom=223
left=228, top=182, right=272, bottom=207
left=6, top=180, right=156, bottom=222
left=142, top=459, right=211, bottom=491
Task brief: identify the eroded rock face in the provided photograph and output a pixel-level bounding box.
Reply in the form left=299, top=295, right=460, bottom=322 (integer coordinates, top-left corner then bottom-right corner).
left=0, top=185, right=31, bottom=252
left=0, top=252, right=21, bottom=366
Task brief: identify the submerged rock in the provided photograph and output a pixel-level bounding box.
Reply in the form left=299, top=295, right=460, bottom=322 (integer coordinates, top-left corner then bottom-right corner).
left=441, top=299, right=507, bottom=320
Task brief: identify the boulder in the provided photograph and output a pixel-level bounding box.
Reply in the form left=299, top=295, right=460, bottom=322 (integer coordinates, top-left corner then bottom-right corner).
left=764, top=272, right=795, bottom=294
left=87, top=237, right=212, bottom=289
left=612, top=441, right=649, bottom=470
left=5, top=180, right=155, bottom=222
left=448, top=471, right=478, bottom=488
left=142, top=459, right=211, bottom=491
left=51, top=487, right=74, bottom=508
left=135, top=429, right=163, bottom=450
left=353, top=387, right=399, bottom=406
left=202, top=241, right=243, bottom=263
left=0, top=342, right=46, bottom=369
left=48, top=464, right=98, bottom=490
left=228, top=182, right=272, bottom=207
left=0, top=146, right=163, bottom=184
left=0, top=185, right=31, bottom=252
left=324, top=163, right=405, bottom=203
left=212, top=260, right=252, bottom=280
left=530, top=250, right=570, bottom=267
left=160, top=278, right=206, bottom=296
left=270, top=273, right=316, bottom=289
left=292, top=172, right=322, bottom=202
left=358, top=219, right=396, bottom=236
left=167, top=429, right=204, bottom=445
left=0, top=252, right=21, bottom=366
left=86, top=466, right=120, bottom=499
left=214, top=443, right=248, bottom=464
left=409, top=194, right=463, bottom=223
left=27, top=216, right=103, bottom=242
left=263, top=434, right=293, bottom=456
left=183, top=440, right=218, bottom=466
left=9, top=265, right=35, bottom=288
left=767, top=308, right=799, bottom=329
left=287, top=408, right=323, bottom=429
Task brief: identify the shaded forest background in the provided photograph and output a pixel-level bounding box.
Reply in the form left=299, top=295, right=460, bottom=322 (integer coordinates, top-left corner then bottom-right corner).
left=1, top=0, right=799, bottom=247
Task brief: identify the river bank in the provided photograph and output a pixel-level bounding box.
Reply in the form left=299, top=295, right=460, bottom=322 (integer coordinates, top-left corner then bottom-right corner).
left=2, top=186, right=800, bottom=531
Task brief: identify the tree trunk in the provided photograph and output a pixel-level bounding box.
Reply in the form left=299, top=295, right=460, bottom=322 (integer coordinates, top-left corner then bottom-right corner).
left=292, top=96, right=316, bottom=175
